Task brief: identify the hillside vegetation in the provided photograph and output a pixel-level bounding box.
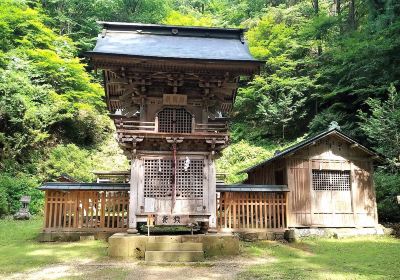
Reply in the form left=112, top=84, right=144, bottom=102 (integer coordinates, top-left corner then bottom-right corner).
left=0, top=0, right=399, bottom=222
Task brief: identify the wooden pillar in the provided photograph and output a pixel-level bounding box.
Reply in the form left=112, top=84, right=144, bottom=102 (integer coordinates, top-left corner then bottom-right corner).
left=127, top=157, right=139, bottom=234
left=208, top=157, right=217, bottom=232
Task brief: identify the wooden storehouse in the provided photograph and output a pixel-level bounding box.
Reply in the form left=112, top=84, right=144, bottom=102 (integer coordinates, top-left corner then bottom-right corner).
left=244, top=125, right=380, bottom=228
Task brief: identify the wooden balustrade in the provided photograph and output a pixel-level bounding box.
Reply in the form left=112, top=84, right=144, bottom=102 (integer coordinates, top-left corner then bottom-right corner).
left=43, top=189, right=287, bottom=233
left=94, top=171, right=130, bottom=183
left=194, top=122, right=227, bottom=133
left=114, top=119, right=156, bottom=131
left=112, top=116, right=227, bottom=134
left=217, top=192, right=287, bottom=230
left=43, top=190, right=129, bottom=232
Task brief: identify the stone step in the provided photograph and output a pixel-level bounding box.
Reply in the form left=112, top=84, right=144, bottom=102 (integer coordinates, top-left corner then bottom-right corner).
left=145, top=250, right=204, bottom=262
left=146, top=242, right=203, bottom=251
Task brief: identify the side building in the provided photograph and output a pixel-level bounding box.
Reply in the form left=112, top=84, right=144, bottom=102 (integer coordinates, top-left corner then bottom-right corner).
left=244, top=125, right=380, bottom=228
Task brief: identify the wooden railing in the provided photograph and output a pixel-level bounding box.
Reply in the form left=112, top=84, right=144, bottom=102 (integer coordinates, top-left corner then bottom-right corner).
left=43, top=189, right=287, bottom=232
left=112, top=116, right=227, bottom=134
left=43, top=190, right=129, bottom=232
left=217, top=192, right=287, bottom=230
left=114, top=119, right=156, bottom=131
left=194, top=122, right=227, bottom=133
left=94, top=171, right=130, bottom=183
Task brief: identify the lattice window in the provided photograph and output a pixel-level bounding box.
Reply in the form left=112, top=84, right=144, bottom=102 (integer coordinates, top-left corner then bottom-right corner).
left=158, top=108, right=192, bottom=133
left=312, top=170, right=351, bottom=191
left=144, top=159, right=172, bottom=198
left=177, top=159, right=204, bottom=198
left=144, top=159, right=204, bottom=198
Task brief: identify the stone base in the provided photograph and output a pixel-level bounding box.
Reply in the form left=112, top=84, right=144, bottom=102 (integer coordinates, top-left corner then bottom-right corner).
left=37, top=231, right=115, bottom=242
left=236, top=231, right=286, bottom=241
left=108, top=233, right=239, bottom=259
left=285, top=226, right=385, bottom=242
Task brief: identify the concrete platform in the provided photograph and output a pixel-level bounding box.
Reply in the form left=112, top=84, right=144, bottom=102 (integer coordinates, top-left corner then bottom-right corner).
left=108, top=233, right=239, bottom=259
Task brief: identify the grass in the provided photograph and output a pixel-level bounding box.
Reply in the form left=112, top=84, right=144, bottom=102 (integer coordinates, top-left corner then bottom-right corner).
left=1, top=217, right=399, bottom=279
left=0, top=216, right=108, bottom=276
left=239, top=237, right=400, bottom=280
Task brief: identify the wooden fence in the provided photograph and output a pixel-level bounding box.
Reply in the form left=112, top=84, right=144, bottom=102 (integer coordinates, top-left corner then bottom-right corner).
left=43, top=190, right=287, bottom=232
left=217, top=192, right=287, bottom=230
left=43, top=190, right=129, bottom=232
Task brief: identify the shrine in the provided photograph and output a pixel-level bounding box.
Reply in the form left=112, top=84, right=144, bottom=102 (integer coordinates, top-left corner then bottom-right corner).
left=39, top=23, right=381, bottom=251
left=86, top=22, right=261, bottom=233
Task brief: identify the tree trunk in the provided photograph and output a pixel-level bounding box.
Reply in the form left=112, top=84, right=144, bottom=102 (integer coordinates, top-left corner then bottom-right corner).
left=313, top=0, right=322, bottom=55
left=348, top=0, right=356, bottom=30
left=336, top=0, right=341, bottom=15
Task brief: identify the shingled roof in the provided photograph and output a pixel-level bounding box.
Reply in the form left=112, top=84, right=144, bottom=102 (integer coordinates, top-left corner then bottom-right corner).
left=243, top=127, right=382, bottom=173
left=87, top=22, right=259, bottom=62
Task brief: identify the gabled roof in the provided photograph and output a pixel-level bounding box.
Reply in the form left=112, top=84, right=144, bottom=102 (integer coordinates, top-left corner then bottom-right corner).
left=87, top=22, right=260, bottom=63
left=243, top=127, right=382, bottom=173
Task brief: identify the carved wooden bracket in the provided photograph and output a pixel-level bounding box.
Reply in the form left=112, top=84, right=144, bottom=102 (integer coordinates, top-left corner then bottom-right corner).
left=131, top=136, right=144, bottom=158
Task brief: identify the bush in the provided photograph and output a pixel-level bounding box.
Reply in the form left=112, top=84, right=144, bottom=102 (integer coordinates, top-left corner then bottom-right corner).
left=0, top=190, right=7, bottom=217
left=41, top=144, right=96, bottom=182
left=374, top=170, right=400, bottom=223
left=0, top=173, right=43, bottom=215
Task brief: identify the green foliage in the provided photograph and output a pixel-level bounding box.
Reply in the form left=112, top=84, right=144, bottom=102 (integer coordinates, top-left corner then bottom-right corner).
left=233, top=6, right=314, bottom=141
left=0, top=174, right=42, bottom=215
left=308, top=108, right=354, bottom=136
left=164, top=10, right=215, bottom=26
left=40, top=0, right=171, bottom=52
left=41, top=137, right=130, bottom=183
left=359, top=84, right=400, bottom=163
left=0, top=191, right=7, bottom=217
left=216, top=139, right=300, bottom=183
left=374, top=170, right=400, bottom=222
left=216, top=141, right=273, bottom=183
left=41, top=144, right=96, bottom=182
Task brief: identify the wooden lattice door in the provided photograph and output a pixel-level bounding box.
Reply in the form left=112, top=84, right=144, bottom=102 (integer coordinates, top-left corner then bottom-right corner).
left=312, top=169, right=353, bottom=226
left=143, top=157, right=205, bottom=214
left=157, top=108, right=193, bottom=133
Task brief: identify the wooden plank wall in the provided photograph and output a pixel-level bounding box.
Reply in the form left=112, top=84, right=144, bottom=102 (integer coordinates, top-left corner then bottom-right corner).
left=286, top=158, right=312, bottom=226
left=217, top=192, right=287, bottom=230
left=43, top=190, right=129, bottom=232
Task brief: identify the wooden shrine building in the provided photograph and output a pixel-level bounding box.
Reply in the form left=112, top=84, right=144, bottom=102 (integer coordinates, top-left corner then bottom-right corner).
left=39, top=24, right=381, bottom=238
left=243, top=125, right=380, bottom=228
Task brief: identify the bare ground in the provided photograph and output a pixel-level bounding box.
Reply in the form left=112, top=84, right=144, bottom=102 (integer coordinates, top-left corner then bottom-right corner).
left=3, top=254, right=274, bottom=280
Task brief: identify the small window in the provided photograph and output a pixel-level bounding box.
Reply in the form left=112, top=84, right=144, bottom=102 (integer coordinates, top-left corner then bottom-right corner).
left=158, top=108, right=192, bottom=133
left=312, top=170, right=350, bottom=191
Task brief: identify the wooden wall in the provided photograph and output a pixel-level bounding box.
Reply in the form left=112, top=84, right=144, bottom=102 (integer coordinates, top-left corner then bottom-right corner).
left=43, top=190, right=129, bottom=232
left=246, top=134, right=378, bottom=228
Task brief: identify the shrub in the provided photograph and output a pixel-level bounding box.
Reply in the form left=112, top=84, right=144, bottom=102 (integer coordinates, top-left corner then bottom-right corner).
left=374, top=170, right=400, bottom=223
left=41, top=144, right=95, bottom=182
left=0, top=189, right=8, bottom=217
left=0, top=173, right=42, bottom=215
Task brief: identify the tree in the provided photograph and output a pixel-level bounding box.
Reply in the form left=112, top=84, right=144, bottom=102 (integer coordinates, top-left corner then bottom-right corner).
left=359, top=84, right=400, bottom=165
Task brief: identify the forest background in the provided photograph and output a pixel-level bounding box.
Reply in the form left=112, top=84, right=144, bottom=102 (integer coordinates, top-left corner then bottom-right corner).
left=0, top=0, right=399, bottom=222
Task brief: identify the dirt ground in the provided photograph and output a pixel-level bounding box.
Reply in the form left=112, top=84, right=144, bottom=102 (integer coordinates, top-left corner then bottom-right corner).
left=4, top=254, right=274, bottom=280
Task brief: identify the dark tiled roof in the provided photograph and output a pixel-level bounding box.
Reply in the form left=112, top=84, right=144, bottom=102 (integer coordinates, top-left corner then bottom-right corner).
left=38, top=182, right=130, bottom=191
left=243, top=128, right=381, bottom=173
left=39, top=182, right=289, bottom=193
left=87, top=22, right=259, bottom=62
left=216, top=184, right=289, bottom=192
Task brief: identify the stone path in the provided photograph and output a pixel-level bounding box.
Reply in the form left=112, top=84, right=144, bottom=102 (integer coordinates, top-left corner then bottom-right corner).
left=3, top=254, right=273, bottom=280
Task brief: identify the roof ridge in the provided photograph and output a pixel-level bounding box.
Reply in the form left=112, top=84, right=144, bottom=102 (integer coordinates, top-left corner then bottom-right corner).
left=242, top=127, right=380, bottom=174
